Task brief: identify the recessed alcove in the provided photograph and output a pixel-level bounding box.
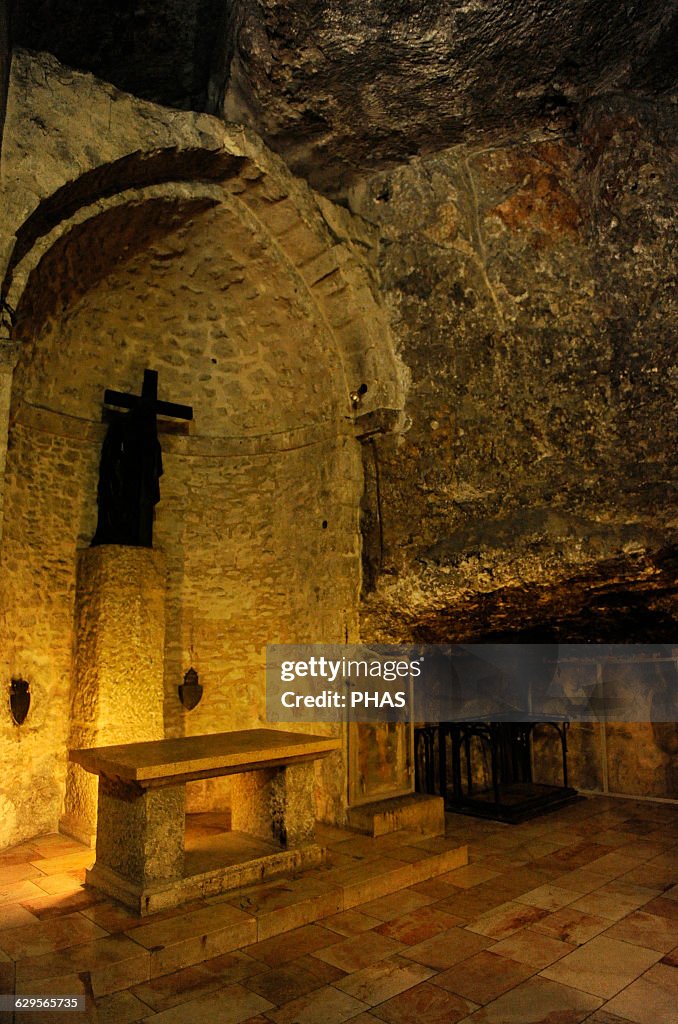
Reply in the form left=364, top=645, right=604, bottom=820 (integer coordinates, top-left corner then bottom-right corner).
left=0, top=179, right=366, bottom=845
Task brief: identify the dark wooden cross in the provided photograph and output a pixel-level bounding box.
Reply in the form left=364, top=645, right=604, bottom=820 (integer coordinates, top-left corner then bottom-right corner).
left=103, top=368, right=193, bottom=424
left=92, top=369, right=193, bottom=549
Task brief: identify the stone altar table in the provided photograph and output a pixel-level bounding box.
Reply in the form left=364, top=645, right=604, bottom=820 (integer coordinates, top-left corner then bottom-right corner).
left=70, top=728, right=341, bottom=915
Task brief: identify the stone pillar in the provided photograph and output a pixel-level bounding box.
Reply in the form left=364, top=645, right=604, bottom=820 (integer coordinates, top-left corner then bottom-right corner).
left=60, top=546, right=166, bottom=845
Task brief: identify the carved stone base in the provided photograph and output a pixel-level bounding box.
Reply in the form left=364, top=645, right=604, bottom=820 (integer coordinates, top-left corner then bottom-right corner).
left=86, top=840, right=327, bottom=915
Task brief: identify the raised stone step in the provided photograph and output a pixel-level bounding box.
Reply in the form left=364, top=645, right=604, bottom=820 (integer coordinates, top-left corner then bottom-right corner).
left=347, top=793, right=445, bottom=837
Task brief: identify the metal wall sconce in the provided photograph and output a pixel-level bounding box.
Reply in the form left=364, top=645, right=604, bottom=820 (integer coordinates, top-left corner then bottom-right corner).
left=9, top=678, right=30, bottom=725
left=178, top=667, right=203, bottom=710
left=350, top=383, right=368, bottom=408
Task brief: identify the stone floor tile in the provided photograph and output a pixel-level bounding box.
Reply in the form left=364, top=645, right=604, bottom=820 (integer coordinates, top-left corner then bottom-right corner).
left=400, top=925, right=490, bottom=969
left=472, top=851, right=531, bottom=870
left=29, top=836, right=86, bottom=857
left=15, top=933, right=151, bottom=998
left=132, top=951, right=267, bottom=1011
left=0, top=905, right=39, bottom=931
left=244, top=924, right=340, bottom=966
left=602, top=909, right=678, bottom=952
left=358, top=889, right=434, bottom=921
left=438, top=864, right=502, bottom=889
left=441, top=885, right=521, bottom=922
left=19, top=888, right=104, bottom=922
left=369, top=980, right=477, bottom=1024
left=491, top=866, right=564, bottom=894
left=540, top=934, right=662, bottom=998
left=466, top=901, right=548, bottom=940
left=313, top=931, right=404, bottom=972
left=642, top=895, right=678, bottom=920
left=2, top=863, right=46, bottom=884
left=35, top=871, right=86, bottom=894
left=201, top=949, right=272, bottom=983
left=533, top=843, right=611, bottom=873
left=531, top=907, right=610, bottom=945
left=0, top=844, right=42, bottom=867
left=584, top=1011, right=645, bottom=1024
left=141, top=982, right=274, bottom=1024
left=604, top=963, right=678, bottom=1024
left=609, top=817, right=659, bottom=838
left=323, top=910, right=380, bottom=936
left=28, top=851, right=94, bottom=876
left=570, top=889, right=655, bottom=922
left=0, top=911, right=108, bottom=960
left=456, top=975, right=601, bottom=1023
left=132, top=963, right=228, bottom=1011
left=596, top=878, right=661, bottom=903
left=268, top=984, right=369, bottom=1024
left=0, top=879, right=47, bottom=906
left=489, top=926, right=574, bottom=967
left=515, top=884, right=580, bottom=912
left=552, top=869, right=610, bottom=894
left=243, top=952, right=344, bottom=1005
left=616, top=840, right=670, bottom=861
left=81, top=902, right=148, bottom=934
left=334, top=956, right=434, bottom=1005
left=0, top=956, right=15, bottom=994
left=584, top=851, right=646, bottom=879
left=510, top=839, right=565, bottom=860
left=374, top=905, right=463, bottom=944
left=95, top=989, right=151, bottom=1024
left=594, top=828, right=646, bottom=848
left=618, top=858, right=678, bottom=889
left=431, top=949, right=533, bottom=1004
left=407, top=876, right=462, bottom=900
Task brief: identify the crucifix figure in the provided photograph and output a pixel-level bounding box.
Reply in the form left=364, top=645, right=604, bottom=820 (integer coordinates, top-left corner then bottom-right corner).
left=91, top=369, right=193, bottom=548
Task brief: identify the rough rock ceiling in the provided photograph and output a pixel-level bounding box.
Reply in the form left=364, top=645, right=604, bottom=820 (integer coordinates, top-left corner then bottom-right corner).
left=14, top=0, right=678, bottom=194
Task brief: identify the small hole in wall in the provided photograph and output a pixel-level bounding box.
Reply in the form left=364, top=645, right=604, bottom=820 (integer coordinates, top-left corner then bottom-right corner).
left=211, top=358, right=217, bottom=364
left=322, top=520, right=328, bottom=529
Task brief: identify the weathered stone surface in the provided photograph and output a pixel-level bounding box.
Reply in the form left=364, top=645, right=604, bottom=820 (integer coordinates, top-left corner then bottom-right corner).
left=61, top=547, right=166, bottom=846
left=349, top=94, right=678, bottom=645
left=13, top=2, right=677, bottom=195
left=95, top=778, right=185, bottom=885
left=71, top=729, right=340, bottom=782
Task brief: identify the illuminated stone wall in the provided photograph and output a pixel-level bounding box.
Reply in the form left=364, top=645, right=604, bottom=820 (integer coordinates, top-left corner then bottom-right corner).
left=0, top=51, right=403, bottom=848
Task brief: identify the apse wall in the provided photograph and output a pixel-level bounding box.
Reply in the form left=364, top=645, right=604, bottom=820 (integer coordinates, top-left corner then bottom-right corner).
left=0, top=51, right=403, bottom=847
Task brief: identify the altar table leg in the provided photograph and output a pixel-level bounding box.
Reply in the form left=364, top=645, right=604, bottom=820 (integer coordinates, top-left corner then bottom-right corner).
left=231, top=763, right=316, bottom=848
left=94, top=775, right=185, bottom=885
